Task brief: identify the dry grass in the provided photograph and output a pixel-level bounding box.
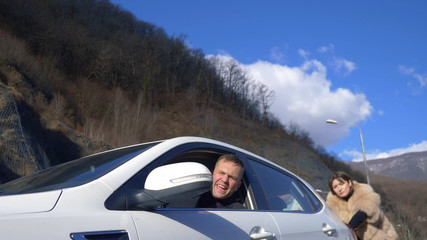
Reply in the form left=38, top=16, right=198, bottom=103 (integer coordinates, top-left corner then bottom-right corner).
left=370, top=175, right=427, bottom=239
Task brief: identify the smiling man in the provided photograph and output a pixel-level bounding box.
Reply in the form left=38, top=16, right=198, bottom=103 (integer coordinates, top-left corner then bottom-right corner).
left=196, top=154, right=246, bottom=209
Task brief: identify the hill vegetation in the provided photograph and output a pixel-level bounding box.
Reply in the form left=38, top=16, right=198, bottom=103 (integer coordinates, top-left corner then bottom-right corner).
left=0, top=0, right=425, bottom=238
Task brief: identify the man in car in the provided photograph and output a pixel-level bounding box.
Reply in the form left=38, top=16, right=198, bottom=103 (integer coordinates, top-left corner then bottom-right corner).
left=196, top=154, right=246, bottom=209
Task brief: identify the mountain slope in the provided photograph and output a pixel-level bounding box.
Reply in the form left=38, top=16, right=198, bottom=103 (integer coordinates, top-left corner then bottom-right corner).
left=350, top=151, right=427, bottom=181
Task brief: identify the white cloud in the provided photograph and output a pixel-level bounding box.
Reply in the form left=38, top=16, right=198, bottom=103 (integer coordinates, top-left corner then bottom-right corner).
left=216, top=49, right=231, bottom=56
left=317, top=44, right=334, bottom=53
left=270, top=46, right=285, bottom=62
left=398, top=65, right=414, bottom=75
left=342, top=140, right=427, bottom=162
left=399, top=65, right=427, bottom=87
left=317, top=44, right=357, bottom=75
left=331, top=57, right=358, bottom=75
left=298, top=49, right=310, bottom=59
left=206, top=53, right=372, bottom=148
left=241, top=58, right=372, bottom=147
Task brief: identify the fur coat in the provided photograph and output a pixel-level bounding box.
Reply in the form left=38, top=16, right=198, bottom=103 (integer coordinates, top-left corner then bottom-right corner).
left=326, top=181, right=397, bottom=240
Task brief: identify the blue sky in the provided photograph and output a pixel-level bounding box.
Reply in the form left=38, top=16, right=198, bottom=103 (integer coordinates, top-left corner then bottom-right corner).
left=110, top=0, right=427, bottom=162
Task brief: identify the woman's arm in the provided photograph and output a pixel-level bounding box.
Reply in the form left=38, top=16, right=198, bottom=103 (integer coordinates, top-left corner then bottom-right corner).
left=348, top=210, right=367, bottom=229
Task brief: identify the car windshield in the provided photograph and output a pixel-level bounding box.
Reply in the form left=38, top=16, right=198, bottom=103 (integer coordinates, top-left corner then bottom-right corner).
left=0, top=142, right=160, bottom=195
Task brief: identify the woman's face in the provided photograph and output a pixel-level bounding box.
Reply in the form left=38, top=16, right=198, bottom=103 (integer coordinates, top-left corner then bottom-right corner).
left=331, top=178, right=352, bottom=198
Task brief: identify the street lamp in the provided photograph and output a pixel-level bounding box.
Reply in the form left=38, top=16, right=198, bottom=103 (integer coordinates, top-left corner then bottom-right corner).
left=326, top=119, right=370, bottom=185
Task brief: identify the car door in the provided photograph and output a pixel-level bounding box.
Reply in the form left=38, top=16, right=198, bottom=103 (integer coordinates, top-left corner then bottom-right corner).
left=109, top=143, right=281, bottom=240
left=130, top=209, right=279, bottom=239
left=245, top=158, right=354, bottom=240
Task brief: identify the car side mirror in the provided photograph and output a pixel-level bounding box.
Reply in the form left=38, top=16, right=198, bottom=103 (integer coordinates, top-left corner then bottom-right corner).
left=128, top=162, right=212, bottom=210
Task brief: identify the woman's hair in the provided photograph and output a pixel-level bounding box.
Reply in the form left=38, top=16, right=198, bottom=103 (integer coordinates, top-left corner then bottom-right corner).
left=328, top=171, right=353, bottom=195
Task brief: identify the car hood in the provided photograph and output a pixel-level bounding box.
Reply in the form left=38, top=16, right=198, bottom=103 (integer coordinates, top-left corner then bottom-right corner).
left=0, top=190, right=62, bottom=215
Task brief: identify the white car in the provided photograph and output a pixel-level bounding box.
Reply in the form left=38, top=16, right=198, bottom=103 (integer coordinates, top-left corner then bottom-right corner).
left=0, top=136, right=354, bottom=240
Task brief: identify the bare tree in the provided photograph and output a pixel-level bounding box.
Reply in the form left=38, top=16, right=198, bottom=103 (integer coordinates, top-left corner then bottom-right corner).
left=208, top=56, right=251, bottom=111
left=256, top=83, right=275, bottom=126
left=112, top=88, right=124, bottom=143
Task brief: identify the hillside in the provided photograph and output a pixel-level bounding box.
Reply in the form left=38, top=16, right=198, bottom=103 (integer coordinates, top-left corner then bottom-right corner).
left=0, top=0, right=425, bottom=238
left=0, top=63, right=329, bottom=188
left=350, top=151, right=427, bottom=181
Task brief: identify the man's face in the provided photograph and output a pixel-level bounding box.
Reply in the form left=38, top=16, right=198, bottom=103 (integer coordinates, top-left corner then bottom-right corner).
left=211, top=159, right=243, bottom=200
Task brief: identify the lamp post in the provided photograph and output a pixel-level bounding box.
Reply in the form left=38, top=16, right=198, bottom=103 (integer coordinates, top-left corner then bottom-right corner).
left=326, top=119, right=370, bottom=185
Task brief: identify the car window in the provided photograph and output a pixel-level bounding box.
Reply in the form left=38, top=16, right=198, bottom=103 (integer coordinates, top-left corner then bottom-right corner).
left=0, top=142, right=159, bottom=195
left=247, top=159, right=322, bottom=213
left=106, top=144, right=253, bottom=211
